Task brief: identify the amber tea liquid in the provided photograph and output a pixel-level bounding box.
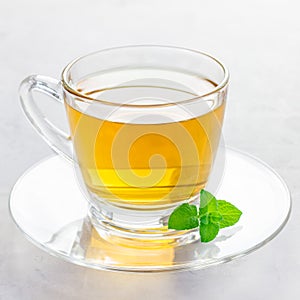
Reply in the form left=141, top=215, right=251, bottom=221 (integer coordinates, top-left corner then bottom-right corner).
left=66, top=69, right=225, bottom=209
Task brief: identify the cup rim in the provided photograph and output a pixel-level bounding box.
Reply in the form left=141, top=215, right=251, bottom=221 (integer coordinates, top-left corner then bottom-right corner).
left=61, top=45, right=229, bottom=108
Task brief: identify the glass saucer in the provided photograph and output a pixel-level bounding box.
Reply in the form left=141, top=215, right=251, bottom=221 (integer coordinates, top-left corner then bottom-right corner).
left=9, top=148, right=291, bottom=272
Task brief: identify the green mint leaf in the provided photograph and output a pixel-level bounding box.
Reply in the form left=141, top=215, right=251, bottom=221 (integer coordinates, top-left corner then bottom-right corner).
left=200, top=213, right=209, bottom=225
left=217, top=200, right=242, bottom=228
left=209, top=211, right=223, bottom=223
left=200, top=222, right=220, bottom=243
left=168, top=203, right=199, bottom=230
left=200, top=212, right=222, bottom=225
left=199, top=189, right=217, bottom=215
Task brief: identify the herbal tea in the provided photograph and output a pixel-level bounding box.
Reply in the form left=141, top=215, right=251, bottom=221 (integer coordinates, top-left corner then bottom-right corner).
left=66, top=69, right=225, bottom=208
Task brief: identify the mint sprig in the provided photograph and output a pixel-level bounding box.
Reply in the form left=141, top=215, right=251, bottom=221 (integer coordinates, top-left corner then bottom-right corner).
left=168, top=190, right=242, bottom=243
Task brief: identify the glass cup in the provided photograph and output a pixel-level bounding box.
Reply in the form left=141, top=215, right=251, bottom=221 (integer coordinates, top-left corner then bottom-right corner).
left=19, top=46, right=229, bottom=247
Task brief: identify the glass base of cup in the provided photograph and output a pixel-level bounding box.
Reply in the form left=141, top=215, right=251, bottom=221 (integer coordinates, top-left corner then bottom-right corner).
left=88, top=195, right=200, bottom=249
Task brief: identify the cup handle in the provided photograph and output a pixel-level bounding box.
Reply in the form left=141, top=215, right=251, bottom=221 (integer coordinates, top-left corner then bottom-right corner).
left=19, top=75, right=73, bottom=161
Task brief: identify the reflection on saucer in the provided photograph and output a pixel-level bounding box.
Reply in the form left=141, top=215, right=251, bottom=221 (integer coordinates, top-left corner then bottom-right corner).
left=70, top=218, right=175, bottom=267
left=87, top=228, right=175, bottom=267
left=48, top=217, right=244, bottom=268
left=46, top=217, right=243, bottom=268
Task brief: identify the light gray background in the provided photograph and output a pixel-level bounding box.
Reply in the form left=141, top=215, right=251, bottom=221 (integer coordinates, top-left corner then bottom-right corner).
left=1, top=0, right=299, bottom=299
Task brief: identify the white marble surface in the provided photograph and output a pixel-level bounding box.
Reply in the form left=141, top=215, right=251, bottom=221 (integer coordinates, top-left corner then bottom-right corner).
left=1, top=0, right=300, bottom=299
